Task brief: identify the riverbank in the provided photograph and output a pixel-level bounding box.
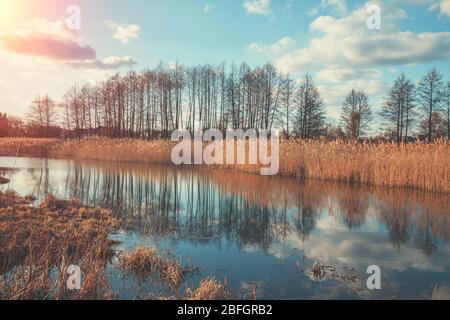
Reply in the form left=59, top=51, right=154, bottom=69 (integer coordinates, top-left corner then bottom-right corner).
left=0, top=137, right=448, bottom=193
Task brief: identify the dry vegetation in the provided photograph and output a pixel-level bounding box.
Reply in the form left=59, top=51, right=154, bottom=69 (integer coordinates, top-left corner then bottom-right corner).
left=0, top=137, right=448, bottom=193
left=0, top=138, right=61, bottom=157
left=0, top=167, right=11, bottom=185
left=0, top=177, right=9, bottom=185
left=118, top=246, right=193, bottom=289
left=0, top=192, right=119, bottom=299
left=0, top=190, right=228, bottom=300
left=278, top=139, right=449, bottom=193
left=186, top=277, right=230, bottom=300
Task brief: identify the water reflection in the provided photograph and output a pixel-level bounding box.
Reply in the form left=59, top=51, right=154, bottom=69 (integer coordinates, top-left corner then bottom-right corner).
left=1, top=157, right=449, bottom=299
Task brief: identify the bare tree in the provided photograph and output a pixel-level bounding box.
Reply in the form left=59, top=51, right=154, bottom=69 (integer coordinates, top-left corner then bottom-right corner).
left=418, top=68, right=444, bottom=142
left=340, top=89, right=372, bottom=140
left=293, top=74, right=325, bottom=139
left=419, top=112, right=448, bottom=140
left=381, top=74, right=417, bottom=143
left=279, top=74, right=295, bottom=138
left=27, top=94, right=58, bottom=136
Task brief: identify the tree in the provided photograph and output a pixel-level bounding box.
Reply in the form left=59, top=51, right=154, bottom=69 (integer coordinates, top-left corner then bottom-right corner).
left=293, top=74, right=325, bottom=139
left=279, top=74, right=295, bottom=138
left=27, top=94, right=58, bottom=137
left=417, top=69, right=444, bottom=142
left=419, top=112, right=448, bottom=140
left=381, top=74, right=417, bottom=143
left=340, top=89, right=372, bottom=139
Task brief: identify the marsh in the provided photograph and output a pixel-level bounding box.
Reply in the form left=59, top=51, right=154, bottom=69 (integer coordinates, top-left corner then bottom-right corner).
left=1, top=156, right=449, bottom=299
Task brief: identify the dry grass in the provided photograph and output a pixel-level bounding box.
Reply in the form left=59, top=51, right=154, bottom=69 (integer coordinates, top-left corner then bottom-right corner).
left=118, top=246, right=192, bottom=289
left=186, top=277, right=230, bottom=300
left=57, top=139, right=173, bottom=164
left=0, top=138, right=61, bottom=157
left=0, top=192, right=119, bottom=299
left=0, top=137, right=448, bottom=193
left=0, top=168, right=11, bottom=185
left=278, top=139, right=449, bottom=193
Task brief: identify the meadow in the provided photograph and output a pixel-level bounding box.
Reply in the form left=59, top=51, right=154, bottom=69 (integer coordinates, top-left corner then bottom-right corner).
left=0, top=137, right=448, bottom=193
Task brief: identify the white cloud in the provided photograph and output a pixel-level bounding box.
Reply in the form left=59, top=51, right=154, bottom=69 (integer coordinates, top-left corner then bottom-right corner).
left=276, top=3, right=450, bottom=75
left=438, top=0, right=450, bottom=16
left=66, top=56, right=137, bottom=70
left=316, top=67, right=382, bottom=83
left=248, top=36, right=296, bottom=53
left=106, top=20, right=140, bottom=44
left=244, top=0, right=271, bottom=16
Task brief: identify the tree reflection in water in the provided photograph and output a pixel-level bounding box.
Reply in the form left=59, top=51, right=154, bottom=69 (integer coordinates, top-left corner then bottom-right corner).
left=25, top=160, right=449, bottom=256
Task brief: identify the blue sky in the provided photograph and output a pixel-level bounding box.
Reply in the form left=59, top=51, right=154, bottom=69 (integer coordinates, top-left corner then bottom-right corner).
left=0, top=0, right=449, bottom=126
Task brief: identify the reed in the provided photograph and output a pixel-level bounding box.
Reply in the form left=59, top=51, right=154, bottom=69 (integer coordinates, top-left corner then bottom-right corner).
left=0, top=138, right=61, bottom=157
left=118, top=246, right=192, bottom=289
left=0, top=138, right=448, bottom=192
left=186, top=277, right=230, bottom=300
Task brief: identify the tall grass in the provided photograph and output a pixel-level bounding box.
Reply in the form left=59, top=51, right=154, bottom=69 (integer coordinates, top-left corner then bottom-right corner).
left=279, top=139, right=449, bottom=193
left=0, top=138, right=61, bottom=157
left=0, top=137, right=448, bottom=193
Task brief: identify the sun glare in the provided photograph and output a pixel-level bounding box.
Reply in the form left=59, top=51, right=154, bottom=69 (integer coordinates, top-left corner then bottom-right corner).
left=0, top=0, right=21, bottom=29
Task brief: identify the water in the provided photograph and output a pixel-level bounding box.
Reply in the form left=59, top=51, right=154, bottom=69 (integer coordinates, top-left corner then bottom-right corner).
left=1, top=156, right=449, bottom=299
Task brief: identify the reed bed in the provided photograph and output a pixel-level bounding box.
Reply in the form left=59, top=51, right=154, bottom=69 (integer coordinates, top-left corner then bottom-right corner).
left=278, top=139, right=450, bottom=193
left=0, top=137, right=448, bottom=193
left=0, top=138, right=61, bottom=157
left=57, top=139, right=173, bottom=164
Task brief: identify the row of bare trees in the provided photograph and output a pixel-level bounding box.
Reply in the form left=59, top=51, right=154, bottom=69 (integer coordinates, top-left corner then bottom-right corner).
left=24, top=63, right=327, bottom=139
left=381, top=69, right=450, bottom=142
left=338, top=69, right=450, bottom=142
left=7, top=63, right=449, bottom=141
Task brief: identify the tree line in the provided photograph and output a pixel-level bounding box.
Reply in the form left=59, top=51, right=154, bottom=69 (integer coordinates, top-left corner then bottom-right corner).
left=1, top=62, right=449, bottom=142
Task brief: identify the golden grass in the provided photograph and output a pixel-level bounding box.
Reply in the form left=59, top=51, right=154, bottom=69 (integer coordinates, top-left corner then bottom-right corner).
left=0, top=138, right=61, bottom=157
left=279, top=139, right=449, bottom=193
left=186, top=277, right=230, bottom=300
left=118, top=246, right=192, bottom=289
left=0, top=137, right=448, bottom=193
left=0, top=192, right=119, bottom=299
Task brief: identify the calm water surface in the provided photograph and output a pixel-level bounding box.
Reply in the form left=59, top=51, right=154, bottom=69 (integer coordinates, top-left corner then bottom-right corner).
left=1, top=156, right=449, bottom=299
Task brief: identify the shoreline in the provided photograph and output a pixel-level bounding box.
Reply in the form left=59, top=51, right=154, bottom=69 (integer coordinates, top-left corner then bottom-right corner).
left=0, top=137, right=448, bottom=193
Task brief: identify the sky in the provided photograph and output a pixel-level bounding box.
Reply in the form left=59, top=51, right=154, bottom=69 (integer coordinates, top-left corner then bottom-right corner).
left=0, top=0, right=449, bottom=126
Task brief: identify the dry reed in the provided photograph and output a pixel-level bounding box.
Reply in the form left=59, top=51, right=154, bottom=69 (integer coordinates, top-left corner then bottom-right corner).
left=0, top=137, right=448, bottom=192
left=185, top=277, right=229, bottom=300
left=118, top=246, right=192, bottom=289
left=0, top=192, right=119, bottom=299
